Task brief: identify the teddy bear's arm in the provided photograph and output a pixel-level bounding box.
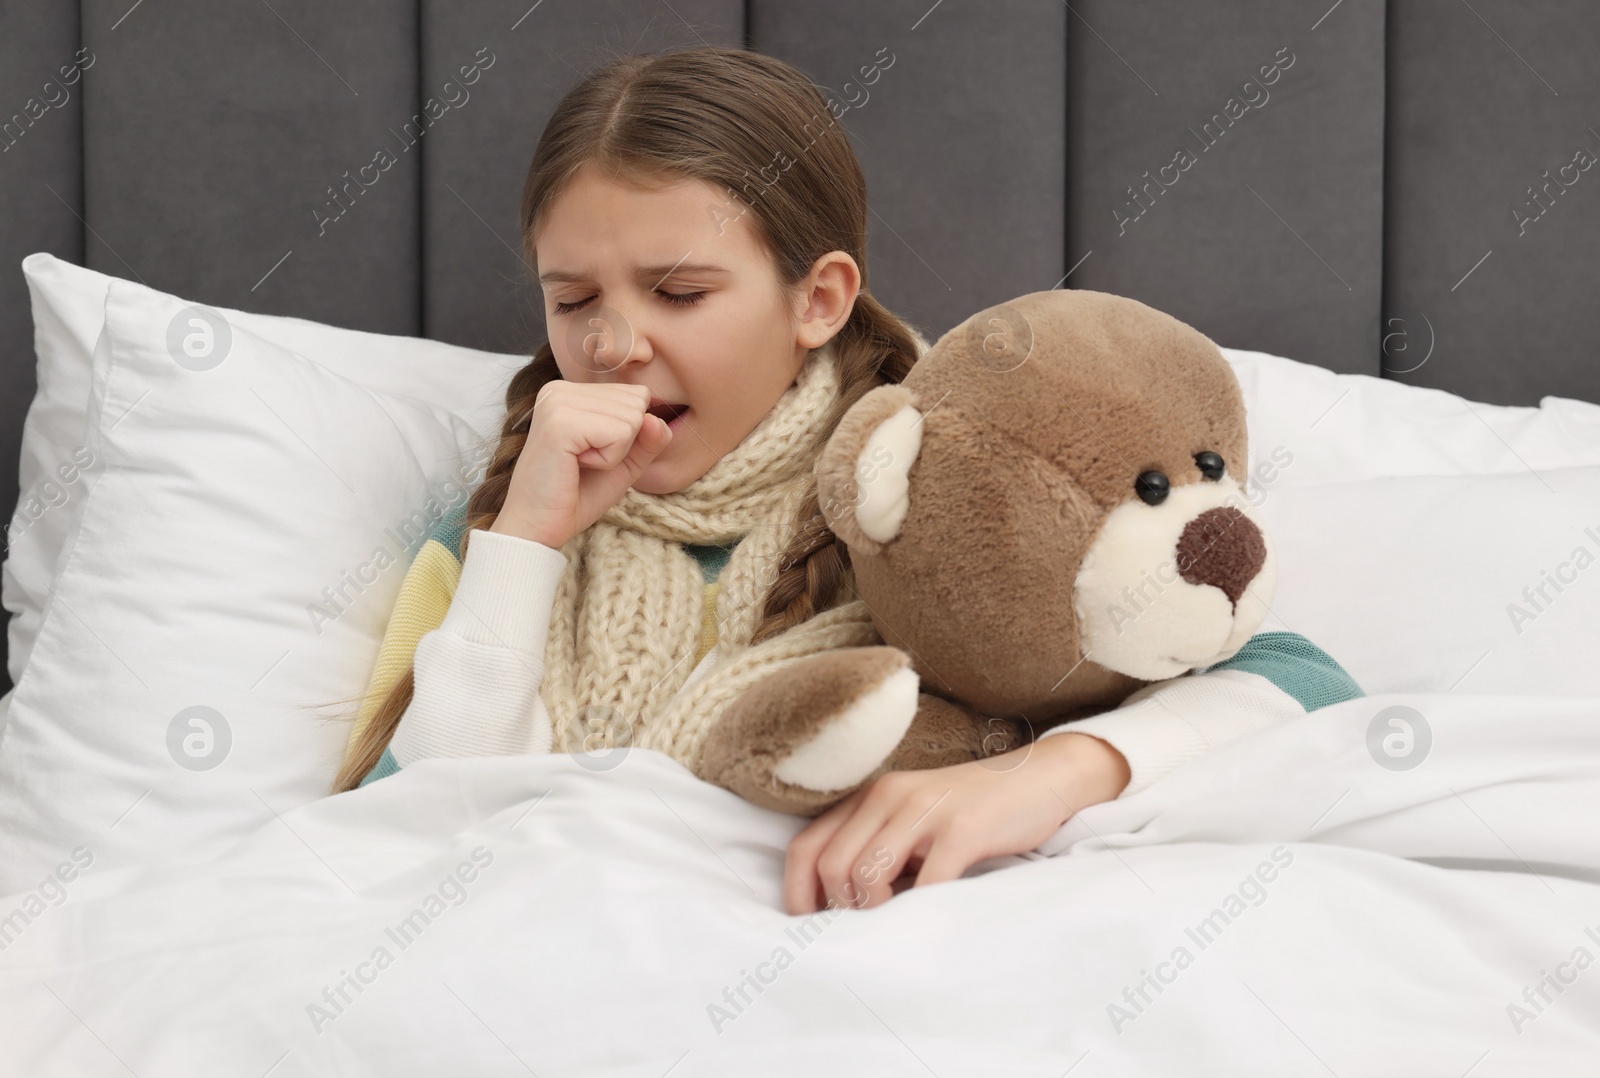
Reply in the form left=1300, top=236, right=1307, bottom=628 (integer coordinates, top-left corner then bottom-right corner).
left=697, top=646, right=1025, bottom=817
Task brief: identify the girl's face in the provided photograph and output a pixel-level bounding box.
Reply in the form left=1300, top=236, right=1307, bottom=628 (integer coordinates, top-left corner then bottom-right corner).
left=535, top=159, right=858, bottom=494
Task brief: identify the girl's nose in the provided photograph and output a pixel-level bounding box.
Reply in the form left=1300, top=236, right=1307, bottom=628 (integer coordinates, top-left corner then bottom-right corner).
left=567, top=303, right=652, bottom=374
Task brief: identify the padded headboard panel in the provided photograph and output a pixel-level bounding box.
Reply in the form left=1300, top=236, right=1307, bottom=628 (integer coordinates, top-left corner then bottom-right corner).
left=3, top=0, right=1599, bottom=694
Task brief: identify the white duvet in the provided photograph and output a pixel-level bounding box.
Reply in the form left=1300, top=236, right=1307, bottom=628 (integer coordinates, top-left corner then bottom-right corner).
left=2, top=689, right=1598, bottom=1075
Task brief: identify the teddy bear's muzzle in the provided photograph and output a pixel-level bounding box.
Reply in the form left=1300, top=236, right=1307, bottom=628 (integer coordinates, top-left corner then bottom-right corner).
left=1071, top=476, right=1278, bottom=682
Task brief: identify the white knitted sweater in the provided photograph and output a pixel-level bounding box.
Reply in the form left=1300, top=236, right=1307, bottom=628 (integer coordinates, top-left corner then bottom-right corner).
left=386, top=527, right=1365, bottom=798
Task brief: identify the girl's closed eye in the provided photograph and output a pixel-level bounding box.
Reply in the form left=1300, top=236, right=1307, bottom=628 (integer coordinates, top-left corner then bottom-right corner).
left=552, top=290, right=707, bottom=316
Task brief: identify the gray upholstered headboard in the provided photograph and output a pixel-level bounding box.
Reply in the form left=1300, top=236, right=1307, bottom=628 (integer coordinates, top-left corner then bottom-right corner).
left=4, top=0, right=1598, bottom=694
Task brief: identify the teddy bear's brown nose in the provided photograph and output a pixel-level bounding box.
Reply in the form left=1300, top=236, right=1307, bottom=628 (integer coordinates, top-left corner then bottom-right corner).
left=1175, top=506, right=1266, bottom=609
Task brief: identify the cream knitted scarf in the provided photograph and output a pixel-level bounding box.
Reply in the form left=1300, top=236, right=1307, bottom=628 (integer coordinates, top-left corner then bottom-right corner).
left=539, top=341, right=884, bottom=773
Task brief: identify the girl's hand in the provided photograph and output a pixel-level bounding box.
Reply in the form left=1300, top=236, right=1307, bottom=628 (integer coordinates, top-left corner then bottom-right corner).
left=782, top=732, right=1131, bottom=915
left=490, top=380, right=673, bottom=549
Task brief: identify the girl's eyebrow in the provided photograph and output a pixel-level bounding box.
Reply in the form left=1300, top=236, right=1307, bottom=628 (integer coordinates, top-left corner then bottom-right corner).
left=538, top=261, right=730, bottom=285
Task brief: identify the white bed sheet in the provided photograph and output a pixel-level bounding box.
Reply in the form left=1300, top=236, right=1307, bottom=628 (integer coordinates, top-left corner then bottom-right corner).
left=1, top=690, right=1597, bottom=1075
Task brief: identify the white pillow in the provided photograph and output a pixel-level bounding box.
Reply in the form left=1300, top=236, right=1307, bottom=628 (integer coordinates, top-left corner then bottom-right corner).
left=1221, top=346, right=1600, bottom=489
left=0, top=279, right=505, bottom=893
left=1251, top=465, right=1600, bottom=697
left=4, top=252, right=524, bottom=687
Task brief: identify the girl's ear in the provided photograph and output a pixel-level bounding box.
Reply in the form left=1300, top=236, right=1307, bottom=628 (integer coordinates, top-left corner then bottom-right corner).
left=816, top=384, right=925, bottom=556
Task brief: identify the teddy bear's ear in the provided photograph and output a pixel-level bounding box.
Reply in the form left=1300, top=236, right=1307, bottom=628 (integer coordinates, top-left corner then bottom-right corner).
left=816, top=384, right=925, bottom=556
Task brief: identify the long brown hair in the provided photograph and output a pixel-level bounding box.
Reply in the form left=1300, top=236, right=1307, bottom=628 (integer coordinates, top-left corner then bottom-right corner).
left=332, top=45, right=923, bottom=792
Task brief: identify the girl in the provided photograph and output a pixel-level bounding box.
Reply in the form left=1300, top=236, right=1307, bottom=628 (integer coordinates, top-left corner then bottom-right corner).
left=331, top=46, right=1344, bottom=917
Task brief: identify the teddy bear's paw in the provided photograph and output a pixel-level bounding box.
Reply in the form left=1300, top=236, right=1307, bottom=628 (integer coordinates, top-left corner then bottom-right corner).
left=770, top=649, right=921, bottom=793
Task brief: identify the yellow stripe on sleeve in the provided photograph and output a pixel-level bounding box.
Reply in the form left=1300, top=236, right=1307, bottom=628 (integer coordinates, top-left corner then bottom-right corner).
left=342, top=538, right=463, bottom=753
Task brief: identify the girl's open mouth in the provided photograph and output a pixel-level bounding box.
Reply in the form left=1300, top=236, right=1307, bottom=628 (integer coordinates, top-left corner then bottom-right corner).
left=647, top=401, right=690, bottom=428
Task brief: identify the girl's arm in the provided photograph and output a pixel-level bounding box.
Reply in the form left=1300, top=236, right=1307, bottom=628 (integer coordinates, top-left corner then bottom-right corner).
left=783, top=631, right=1363, bottom=913
left=1031, top=629, right=1364, bottom=798
left=360, top=367, right=676, bottom=785
left=362, top=528, right=567, bottom=785
left=783, top=726, right=1127, bottom=915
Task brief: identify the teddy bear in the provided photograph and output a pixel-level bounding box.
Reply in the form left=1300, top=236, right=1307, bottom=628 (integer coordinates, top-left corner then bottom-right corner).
left=697, top=288, right=1278, bottom=816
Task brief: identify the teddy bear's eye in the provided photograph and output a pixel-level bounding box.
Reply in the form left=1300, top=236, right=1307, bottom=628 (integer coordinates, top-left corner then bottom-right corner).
left=1135, top=470, right=1170, bottom=505
left=1195, top=451, right=1225, bottom=481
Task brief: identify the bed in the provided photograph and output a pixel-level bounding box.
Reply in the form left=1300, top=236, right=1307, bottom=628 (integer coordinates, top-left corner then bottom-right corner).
left=3, top=1, right=1600, bottom=1073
